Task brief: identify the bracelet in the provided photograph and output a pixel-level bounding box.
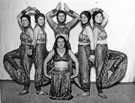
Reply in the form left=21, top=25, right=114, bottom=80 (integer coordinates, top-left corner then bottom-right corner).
left=35, top=9, right=40, bottom=14
left=21, top=10, right=26, bottom=14
left=90, top=50, right=95, bottom=55
left=69, top=9, right=74, bottom=14
left=52, top=9, right=57, bottom=14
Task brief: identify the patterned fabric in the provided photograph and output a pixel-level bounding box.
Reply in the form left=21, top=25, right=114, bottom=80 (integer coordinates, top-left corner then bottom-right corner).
left=49, top=68, right=73, bottom=100
left=95, top=44, right=127, bottom=92
left=33, top=43, right=50, bottom=87
left=20, top=32, right=33, bottom=44
left=53, top=49, right=70, bottom=62
left=77, top=44, right=92, bottom=92
left=3, top=44, right=33, bottom=85
left=54, top=25, right=69, bottom=37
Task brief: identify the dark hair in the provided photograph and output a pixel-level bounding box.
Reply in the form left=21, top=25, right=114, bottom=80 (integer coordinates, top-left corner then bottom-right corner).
left=92, top=10, right=103, bottom=24
left=53, top=36, right=68, bottom=51
left=21, top=14, right=31, bottom=23
left=35, top=13, right=45, bottom=23
left=56, top=10, right=67, bottom=24
left=80, top=11, right=91, bottom=26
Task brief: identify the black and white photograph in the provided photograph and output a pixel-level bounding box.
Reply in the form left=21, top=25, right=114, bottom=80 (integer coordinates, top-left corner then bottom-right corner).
left=0, top=0, right=135, bottom=103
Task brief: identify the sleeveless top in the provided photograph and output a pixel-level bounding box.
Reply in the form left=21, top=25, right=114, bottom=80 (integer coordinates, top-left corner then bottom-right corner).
left=20, top=31, right=32, bottom=44
left=96, top=25, right=107, bottom=40
left=53, top=49, right=70, bottom=62
left=79, top=27, right=90, bottom=43
left=54, top=24, right=69, bottom=38
left=37, top=31, right=46, bottom=43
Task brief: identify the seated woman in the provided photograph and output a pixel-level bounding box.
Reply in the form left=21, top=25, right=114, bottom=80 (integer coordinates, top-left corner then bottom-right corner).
left=44, top=36, right=79, bottom=100
left=91, top=8, right=128, bottom=98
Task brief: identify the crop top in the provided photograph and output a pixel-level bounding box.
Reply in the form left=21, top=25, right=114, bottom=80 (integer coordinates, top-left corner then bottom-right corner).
left=37, top=31, right=46, bottom=43
left=20, top=31, right=32, bottom=44
left=96, top=26, right=107, bottom=40
left=79, top=28, right=90, bottom=43
left=53, top=49, right=70, bottom=62
left=54, top=25, right=69, bottom=38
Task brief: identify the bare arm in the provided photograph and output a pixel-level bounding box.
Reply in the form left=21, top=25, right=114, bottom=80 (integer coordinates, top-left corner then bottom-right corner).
left=85, top=26, right=95, bottom=50
left=17, top=7, right=33, bottom=30
left=27, top=28, right=34, bottom=44
left=93, top=27, right=99, bottom=48
left=33, top=26, right=39, bottom=46
left=64, top=3, right=79, bottom=30
left=100, top=9, right=109, bottom=28
left=68, top=50, right=79, bottom=78
left=44, top=50, right=54, bottom=79
left=46, top=2, right=61, bottom=30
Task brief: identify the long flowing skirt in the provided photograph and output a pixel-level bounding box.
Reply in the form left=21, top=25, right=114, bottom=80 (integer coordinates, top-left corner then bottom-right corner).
left=49, top=68, right=73, bottom=100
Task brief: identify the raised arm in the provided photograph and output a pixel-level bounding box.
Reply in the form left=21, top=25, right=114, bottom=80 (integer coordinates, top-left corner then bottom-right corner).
left=64, top=3, right=79, bottom=30
left=17, top=7, right=33, bottom=30
left=68, top=50, right=79, bottom=78
left=44, top=50, right=54, bottom=79
left=46, top=2, right=61, bottom=30
left=99, top=9, right=109, bottom=28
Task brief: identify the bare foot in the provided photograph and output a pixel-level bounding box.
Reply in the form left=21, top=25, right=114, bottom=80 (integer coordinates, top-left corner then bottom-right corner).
left=19, top=89, right=29, bottom=95
left=36, top=90, right=48, bottom=95
left=98, top=93, right=107, bottom=99
left=77, top=92, right=90, bottom=96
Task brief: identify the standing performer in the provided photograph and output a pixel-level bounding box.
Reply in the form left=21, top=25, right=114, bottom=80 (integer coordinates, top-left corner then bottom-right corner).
left=3, top=7, right=34, bottom=95
left=46, top=2, right=79, bottom=49
left=75, top=11, right=95, bottom=96
left=44, top=36, right=79, bottom=100
left=32, top=8, right=49, bottom=95
left=91, top=8, right=127, bottom=99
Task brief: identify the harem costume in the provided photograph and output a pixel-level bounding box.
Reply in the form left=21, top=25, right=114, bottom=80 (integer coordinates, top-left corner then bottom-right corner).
left=33, top=31, right=50, bottom=90
left=3, top=30, right=34, bottom=87
left=54, top=24, right=71, bottom=49
left=49, top=49, right=73, bottom=100
left=94, top=25, right=127, bottom=93
left=76, top=26, right=92, bottom=93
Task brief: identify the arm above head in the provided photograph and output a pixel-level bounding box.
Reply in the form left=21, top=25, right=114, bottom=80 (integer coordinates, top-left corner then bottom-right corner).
left=64, top=3, right=79, bottom=30
left=100, top=9, right=109, bottom=28
left=46, top=2, right=61, bottom=30
left=68, top=50, right=79, bottom=78
left=44, top=50, right=54, bottom=79
left=17, top=7, right=33, bottom=30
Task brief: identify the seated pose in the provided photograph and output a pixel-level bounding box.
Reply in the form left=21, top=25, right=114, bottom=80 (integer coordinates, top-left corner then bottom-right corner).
left=91, top=8, right=128, bottom=99
left=3, top=7, right=34, bottom=95
left=44, top=36, right=79, bottom=100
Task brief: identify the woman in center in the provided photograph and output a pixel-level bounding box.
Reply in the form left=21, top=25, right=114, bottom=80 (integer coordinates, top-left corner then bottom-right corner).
left=44, top=36, right=79, bottom=100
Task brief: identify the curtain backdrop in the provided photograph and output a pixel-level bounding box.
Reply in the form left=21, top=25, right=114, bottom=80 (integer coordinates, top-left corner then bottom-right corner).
left=0, top=0, right=135, bottom=82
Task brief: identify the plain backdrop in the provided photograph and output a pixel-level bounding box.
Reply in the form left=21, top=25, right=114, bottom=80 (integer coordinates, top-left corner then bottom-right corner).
left=0, top=0, right=135, bottom=82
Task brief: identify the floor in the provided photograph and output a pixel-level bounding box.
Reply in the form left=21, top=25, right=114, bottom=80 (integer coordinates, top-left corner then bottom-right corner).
left=1, top=80, right=135, bottom=103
